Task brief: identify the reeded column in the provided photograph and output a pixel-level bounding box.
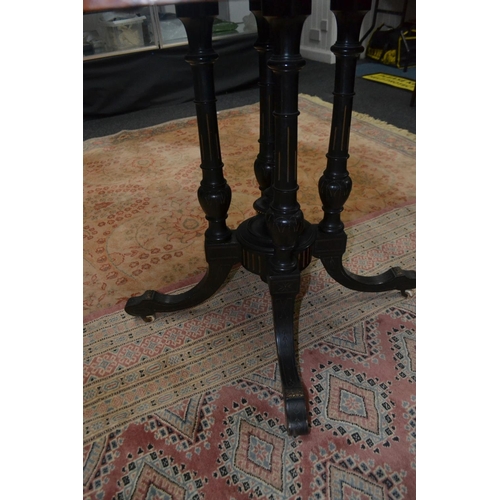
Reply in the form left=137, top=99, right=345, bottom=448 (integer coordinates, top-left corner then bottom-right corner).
left=262, top=0, right=312, bottom=436
left=318, top=0, right=371, bottom=236
left=313, top=0, right=416, bottom=296
left=250, top=0, right=275, bottom=215
left=263, top=0, right=311, bottom=274
left=176, top=2, right=232, bottom=243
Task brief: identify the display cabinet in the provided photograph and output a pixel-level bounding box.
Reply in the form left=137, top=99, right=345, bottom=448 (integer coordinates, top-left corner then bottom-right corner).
left=83, top=0, right=257, bottom=60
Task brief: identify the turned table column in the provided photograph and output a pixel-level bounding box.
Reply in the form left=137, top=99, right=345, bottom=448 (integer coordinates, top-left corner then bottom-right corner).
left=312, top=0, right=416, bottom=295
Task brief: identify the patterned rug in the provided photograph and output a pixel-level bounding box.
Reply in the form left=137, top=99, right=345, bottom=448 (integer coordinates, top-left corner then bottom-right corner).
left=83, top=94, right=416, bottom=499
left=83, top=94, right=416, bottom=318
left=83, top=202, right=416, bottom=499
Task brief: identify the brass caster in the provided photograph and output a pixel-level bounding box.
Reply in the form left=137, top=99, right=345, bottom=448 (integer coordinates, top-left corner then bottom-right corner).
left=401, top=290, right=414, bottom=298
left=141, top=314, right=156, bottom=323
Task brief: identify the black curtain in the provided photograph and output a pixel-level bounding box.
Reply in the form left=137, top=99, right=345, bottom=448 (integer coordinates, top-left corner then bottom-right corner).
left=83, top=34, right=258, bottom=117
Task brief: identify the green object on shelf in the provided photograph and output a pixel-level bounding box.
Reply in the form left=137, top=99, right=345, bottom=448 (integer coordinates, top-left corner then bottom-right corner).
left=212, top=18, right=239, bottom=34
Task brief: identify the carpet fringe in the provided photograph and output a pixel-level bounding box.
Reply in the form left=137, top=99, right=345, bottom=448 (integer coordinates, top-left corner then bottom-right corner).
left=300, top=93, right=416, bottom=140
left=84, top=94, right=415, bottom=145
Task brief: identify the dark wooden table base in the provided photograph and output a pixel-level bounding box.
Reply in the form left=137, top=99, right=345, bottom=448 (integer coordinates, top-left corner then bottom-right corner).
left=124, top=0, right=416, bottom=436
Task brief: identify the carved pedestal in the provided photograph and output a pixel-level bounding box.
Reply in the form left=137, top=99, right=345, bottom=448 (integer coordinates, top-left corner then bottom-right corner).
left=125, top=0, right=416, bottom=436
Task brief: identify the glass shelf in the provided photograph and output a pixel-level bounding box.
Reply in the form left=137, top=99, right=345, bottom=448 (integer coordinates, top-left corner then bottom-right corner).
left=84, top=6, right=158, bottom=59
left=84, top=1, right=257, bottom=61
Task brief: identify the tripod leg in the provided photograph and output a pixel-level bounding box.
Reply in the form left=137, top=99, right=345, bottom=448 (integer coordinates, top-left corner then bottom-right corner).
left=262, top=0, right=313, bottom=435
left=125, top=238, right=240, bottom=320
left=314, top=1, right=415, bottom=295
left=125, top=2, right=240, bottom=321
left=268, top=272, right=308, bottom=436
left=314, top=230, right=415, bottom=295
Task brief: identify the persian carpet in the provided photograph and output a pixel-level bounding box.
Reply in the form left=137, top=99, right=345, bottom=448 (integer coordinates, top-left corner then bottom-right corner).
left=83, top=203, right=416, bottom=500
left=83, top=94, right=416, bottom=318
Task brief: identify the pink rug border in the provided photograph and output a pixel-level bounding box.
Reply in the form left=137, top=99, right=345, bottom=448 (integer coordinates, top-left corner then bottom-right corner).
left=83, top=199, right=415, bottom=323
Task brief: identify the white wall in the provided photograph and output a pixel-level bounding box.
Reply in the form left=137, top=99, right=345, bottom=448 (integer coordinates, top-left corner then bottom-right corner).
left=300, top=0, right=337, bottom=64
left=300, top=0, right=416, bottom=64
left=225, top=0, right=251, bottom=24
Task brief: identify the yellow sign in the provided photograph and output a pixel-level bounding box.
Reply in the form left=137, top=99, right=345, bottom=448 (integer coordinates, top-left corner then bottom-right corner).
left=362, top=73, right=416, bottom=92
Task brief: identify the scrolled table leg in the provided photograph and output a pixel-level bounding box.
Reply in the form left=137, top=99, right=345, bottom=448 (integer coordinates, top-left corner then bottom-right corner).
left=125, top=2, right=240, bottom=321
left=313, top=0, right=416, bottom=295
left=262, top=0, right=313, bottom=435
left=268, top=272, right=309, bottom=436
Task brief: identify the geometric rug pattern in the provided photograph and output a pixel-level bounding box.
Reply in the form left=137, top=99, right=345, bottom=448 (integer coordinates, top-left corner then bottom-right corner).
left=83, top=205, right=416, bottom=499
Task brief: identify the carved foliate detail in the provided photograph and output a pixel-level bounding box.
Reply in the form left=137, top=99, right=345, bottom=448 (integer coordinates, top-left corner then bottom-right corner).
left=318, top=172, right=352, bottom=233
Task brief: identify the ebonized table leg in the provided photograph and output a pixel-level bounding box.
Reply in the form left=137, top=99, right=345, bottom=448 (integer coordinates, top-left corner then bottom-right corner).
left=124, top=2, right=240, bottom=321
left=312, top=0, right=416, bottom=295
left=123, top=0, right=416, bottom=435
left=236, top=0, right=314, bottom=435
left=250, top=1, right=275, bottom=216
left=263, top=0, right=313, bottom=435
